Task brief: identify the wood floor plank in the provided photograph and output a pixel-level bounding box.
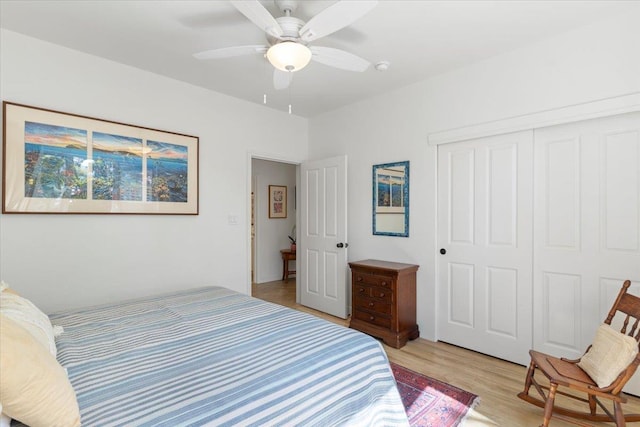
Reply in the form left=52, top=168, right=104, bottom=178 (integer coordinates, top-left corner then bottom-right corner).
left=252, top=280, right=640, bottom=426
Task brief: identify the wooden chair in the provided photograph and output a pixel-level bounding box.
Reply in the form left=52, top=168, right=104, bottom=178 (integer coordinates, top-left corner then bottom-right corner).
left=518, top=280, right=640, bottom=426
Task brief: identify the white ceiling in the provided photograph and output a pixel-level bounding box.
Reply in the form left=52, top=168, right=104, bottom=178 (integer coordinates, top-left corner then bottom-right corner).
left=1, top=0, right=637, bottom=117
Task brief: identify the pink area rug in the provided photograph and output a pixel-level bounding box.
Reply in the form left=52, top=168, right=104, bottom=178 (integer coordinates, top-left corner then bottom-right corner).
left=391, top=362, right=479, bottom=427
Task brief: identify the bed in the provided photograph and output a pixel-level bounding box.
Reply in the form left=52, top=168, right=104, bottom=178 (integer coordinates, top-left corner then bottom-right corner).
left=40, top=286, right=408, bottom=426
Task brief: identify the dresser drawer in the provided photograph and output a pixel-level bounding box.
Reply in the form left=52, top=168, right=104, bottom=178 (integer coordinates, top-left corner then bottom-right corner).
left=354, top=285, right=372, bottom=298
left=353, top=273, right=393, bottom=288
left=370, top=287, right=392, bottom=302
left=353, top=309, right=391, bottom=329
left=353, top=284, right=392, bottom=302
left=355, top=296, right=392, bottom=315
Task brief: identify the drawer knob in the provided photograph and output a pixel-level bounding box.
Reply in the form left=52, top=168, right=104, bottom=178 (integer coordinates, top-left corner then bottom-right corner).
left=379, top=293, right=385, bottom=297
left=369, top=302, right=374, bottom=307
left=356, top=276, right=363, bottom=282
left=381, top=281, right=387, bottom=286
left=369, top=316, right=375, bottom=321
left=359, top=288, right=365, bottom=293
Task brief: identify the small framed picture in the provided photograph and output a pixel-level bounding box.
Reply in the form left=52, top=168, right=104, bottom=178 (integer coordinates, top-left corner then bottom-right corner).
left=268, top=185, right=287, bottom=218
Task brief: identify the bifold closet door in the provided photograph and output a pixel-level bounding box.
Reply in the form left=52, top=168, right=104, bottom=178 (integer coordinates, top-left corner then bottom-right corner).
left=533, top=112, right=640, bottom=371
left=437, top=130, right=533, bottom=365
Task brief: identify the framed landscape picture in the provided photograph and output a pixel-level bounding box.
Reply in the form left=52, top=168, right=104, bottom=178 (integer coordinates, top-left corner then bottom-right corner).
left=2, top=102, right=199, bottom=214
left=268, top=185, right=287, bottom=218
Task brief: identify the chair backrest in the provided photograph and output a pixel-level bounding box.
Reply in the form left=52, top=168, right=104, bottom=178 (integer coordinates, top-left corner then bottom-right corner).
left=604, top=280, right=640, bottom=344
left=601, top=280, right=640, bottom=393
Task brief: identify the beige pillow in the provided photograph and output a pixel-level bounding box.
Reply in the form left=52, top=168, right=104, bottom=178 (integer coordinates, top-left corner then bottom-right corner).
left=0, top=291, right=57, bottom=356
left=0, top=315, right=81, bottom=427
left=578, top=323, right=639, bottom=388
left=0, top=281, right=18, bottom=296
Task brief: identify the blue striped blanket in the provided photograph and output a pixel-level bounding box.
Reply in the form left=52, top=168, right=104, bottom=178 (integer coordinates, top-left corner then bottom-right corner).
left=49, top=286, right=409, bottom=426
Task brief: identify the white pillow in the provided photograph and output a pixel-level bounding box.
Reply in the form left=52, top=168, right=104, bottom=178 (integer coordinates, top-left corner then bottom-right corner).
left=578, top=324, right=639, bottom=388
left=0, top=291, right=57, bottom=357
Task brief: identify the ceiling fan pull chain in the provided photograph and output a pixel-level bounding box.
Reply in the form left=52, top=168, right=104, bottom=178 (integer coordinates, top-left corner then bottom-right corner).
left=264, top=94, right=267, bottom=104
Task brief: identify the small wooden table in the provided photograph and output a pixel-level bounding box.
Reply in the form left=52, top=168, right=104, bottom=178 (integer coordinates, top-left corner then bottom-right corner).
left=280, top=249, right=296, bottom=282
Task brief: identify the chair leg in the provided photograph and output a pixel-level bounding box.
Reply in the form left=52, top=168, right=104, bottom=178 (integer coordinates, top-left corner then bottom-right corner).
left=614, top=401, right=626, bottom=427
left=588, top=393, right=597, bottom=415
left=522, top=359, right=536, bottom=395
left=541, top=383, right=558, bottom=427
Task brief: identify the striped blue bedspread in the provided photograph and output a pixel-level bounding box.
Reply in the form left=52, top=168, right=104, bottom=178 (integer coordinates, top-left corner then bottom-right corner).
left=50, top=286, right=409, bottom=426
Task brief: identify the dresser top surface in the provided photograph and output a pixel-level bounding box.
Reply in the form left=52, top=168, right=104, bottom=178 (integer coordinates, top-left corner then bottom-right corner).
left=348, top=259, right=419, bottom=273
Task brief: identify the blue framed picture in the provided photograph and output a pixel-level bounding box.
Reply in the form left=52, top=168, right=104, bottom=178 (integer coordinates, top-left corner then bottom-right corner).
left=372, top=160, right=409, bottom=237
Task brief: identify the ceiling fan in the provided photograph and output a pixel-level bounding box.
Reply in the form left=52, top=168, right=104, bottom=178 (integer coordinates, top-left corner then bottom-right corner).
left=194, top=0, right=378, bottom=90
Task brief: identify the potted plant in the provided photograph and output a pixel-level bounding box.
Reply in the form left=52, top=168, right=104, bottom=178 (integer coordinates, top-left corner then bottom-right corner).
left=288, top=225, right=296, bottom=252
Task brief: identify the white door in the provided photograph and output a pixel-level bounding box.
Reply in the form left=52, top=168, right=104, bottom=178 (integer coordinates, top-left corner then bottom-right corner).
left=300, top=155, right=349, bottom=318
left=533, top=112, right=640, bottom=388
left=437, top=131, right=533, bottom=365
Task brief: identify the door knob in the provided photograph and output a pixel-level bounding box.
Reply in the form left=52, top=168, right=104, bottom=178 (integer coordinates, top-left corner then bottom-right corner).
left=440, top=248, right=447, bottom=255
left=337, top=243, right=349, bottom=248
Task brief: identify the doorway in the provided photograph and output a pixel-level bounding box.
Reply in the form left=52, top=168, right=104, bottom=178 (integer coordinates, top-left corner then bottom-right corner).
left=251, top=157, right=298, bottom=299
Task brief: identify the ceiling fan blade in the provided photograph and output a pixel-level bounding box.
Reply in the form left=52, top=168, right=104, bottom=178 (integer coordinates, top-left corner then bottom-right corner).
left=273, top=69, right=293, bottom=90
left=193, top=45, right=268, bottom=60
left=231, top=0, right=283, bottom=39
left=299, top=0, right=377, bottom=42
left=310, top=46, right=370, bottom=72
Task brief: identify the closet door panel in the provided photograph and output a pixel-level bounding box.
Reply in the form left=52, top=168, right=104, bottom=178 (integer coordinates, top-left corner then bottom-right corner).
left=542, top=272, right=582, bottom=353
left=438, top=131, right=533, bottom=365
left=602, top=129, right=639, bottom=252
left=534, top=112, right=640, bottom=389
left=544, top=137, right=581, bottom=250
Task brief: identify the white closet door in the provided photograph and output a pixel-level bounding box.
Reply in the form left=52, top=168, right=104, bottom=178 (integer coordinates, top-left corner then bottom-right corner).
left=533, top=111, right=640, bottom=392
left=437, top=131, right=533, bottom=365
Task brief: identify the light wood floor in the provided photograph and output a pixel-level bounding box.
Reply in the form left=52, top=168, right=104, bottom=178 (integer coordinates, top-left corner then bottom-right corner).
left=252, top=280, right=640, bottom=427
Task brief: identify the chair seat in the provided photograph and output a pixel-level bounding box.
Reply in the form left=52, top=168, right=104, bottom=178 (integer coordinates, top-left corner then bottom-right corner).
left=529, top=350, right=596, bottom=386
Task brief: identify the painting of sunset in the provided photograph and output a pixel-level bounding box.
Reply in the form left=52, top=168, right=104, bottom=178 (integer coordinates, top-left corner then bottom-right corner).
left=24, top=121, right=88, bottom=199
left=147, top=140, right=188, bottom=202
left=92, top=132, right=143, bottom=201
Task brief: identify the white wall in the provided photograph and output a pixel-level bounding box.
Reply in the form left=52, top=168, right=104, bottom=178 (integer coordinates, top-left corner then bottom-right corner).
left=2, top=10, right=638, bottom=334
left=308, top=13, right=640, bottom=340
left=252, top=158, right=296, bottom=283
left=0, top=30, right=309, bottom=313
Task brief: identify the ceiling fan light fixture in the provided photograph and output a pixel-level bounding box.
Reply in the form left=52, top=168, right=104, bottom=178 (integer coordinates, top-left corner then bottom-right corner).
left=267, top=41, right=311, bottom=72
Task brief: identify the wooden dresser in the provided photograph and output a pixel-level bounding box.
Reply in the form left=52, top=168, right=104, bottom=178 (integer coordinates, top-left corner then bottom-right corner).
left=348, top=259, right=419, bottom=348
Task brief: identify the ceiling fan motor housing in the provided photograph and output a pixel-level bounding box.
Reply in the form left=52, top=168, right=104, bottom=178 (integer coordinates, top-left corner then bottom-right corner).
left=267, top=16, right=306, bottom=45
